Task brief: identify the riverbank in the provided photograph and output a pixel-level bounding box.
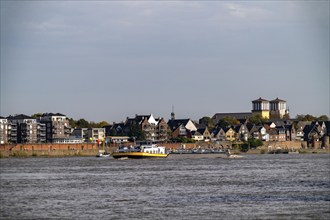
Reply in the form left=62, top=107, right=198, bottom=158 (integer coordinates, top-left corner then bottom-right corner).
left=1, top=147, right=329, bottom=158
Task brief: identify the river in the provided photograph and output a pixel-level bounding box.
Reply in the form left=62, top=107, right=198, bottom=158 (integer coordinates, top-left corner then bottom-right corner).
left=0, top=154, right=329, bottom=219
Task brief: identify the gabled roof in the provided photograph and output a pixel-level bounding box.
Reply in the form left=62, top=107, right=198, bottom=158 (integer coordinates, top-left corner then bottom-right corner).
left=197, top=128, right=208, bottom=134
left=167, top=119, right=191, bottom=130
left=191, top=131, right=202, bottom=136
left=270, top=97, right=286, bottom=102
left=252, top=97, right=269, bottom=102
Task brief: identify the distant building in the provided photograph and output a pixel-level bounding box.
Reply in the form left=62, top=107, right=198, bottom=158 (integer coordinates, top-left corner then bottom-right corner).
left=270, top=98, right=289, bottom=119
left=167, top=119, right=197, bottom=138
left=252, top=97, right=289, bottom=119
left=40, top=113, right=71, bottom=143
left=6, top=114, right=46, bottom=144
left=124, top=114, right=169, bottom=142
left=252, top=97, right=270, bottom=119
left=0, top=116, right=8, bottom=144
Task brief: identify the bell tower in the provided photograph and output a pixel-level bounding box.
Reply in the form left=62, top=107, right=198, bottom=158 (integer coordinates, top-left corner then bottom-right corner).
left=171, top=105, right=175, bottom=120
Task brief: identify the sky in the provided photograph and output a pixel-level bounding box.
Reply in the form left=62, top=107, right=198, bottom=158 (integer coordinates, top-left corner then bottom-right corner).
left=1, top=0, right=329, bottom=123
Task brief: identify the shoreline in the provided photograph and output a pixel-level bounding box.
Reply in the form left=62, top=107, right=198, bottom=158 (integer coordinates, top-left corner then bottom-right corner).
left=1, top=148, right=329, bottom=158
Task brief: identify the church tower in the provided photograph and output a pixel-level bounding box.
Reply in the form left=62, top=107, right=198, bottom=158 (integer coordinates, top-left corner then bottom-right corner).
left=171, top=105, right=175, bottom=120
left=251, top=97, right=270, bottom=119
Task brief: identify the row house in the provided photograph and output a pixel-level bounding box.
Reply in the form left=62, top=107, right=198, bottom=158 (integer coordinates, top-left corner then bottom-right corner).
left=167, top=119, right=197, bottom=139
left=191, top=127, right=212, bottom=141
left=106, top=114, right=169, bottom=142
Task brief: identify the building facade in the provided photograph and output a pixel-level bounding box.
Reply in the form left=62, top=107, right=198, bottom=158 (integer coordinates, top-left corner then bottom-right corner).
left=0, top=117, right=8, bottom=144
left=6, top=114, right=46, bottom=144
left=40, top=113, right=71, bottom=143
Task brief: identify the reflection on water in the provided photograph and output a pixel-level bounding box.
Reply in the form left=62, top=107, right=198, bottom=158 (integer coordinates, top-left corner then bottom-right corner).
left=1, top=154, right=329, bottom=219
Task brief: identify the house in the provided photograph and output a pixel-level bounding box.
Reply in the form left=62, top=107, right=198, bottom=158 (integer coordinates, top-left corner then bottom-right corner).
left=168, top=119, right=197, bottom=139
left=284, top=124, right=296, bottom=141
left=303, top=121, right=325, bottom=144
left=296, top=121, right=311, bottom=141
left=124, top=114, right=169, bottom=142
left=71, top=128, right=88, bottom=142
left=233, top=124, right=249, bottom=141
left=107, top=136, right=129, bottom=144
left=267, top=126, right=285, bottom=142
left=210, top=127, right=226, bottom=141
left=247, top=124, right=261, bottom=140
left=191, top=130, right=204, bottom=141
left=224, top=127, right=236, bottom=141
left=86, top=128, right=106, bottom=143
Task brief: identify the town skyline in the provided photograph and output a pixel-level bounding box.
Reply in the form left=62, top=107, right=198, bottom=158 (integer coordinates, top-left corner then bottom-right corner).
left=1, top=1, right=329, bottom=123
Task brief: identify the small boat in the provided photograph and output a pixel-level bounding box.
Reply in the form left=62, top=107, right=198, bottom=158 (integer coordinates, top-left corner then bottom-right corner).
left=96, top=150, right=111, bottom=157
left=112, top=145, right=169, bottom=159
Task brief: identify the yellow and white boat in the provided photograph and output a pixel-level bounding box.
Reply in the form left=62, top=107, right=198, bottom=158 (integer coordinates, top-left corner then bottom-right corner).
left=112, top=145, right=169, bottom=159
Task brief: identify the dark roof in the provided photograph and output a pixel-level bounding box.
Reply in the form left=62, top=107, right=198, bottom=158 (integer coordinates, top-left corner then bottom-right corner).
left=252, top=97, right=269, bottom=102
left=197, top=128, right=207, bottom=134
left=42, top=113, right=66, bottom=117
left=7, top=114, right=33, bottom=120
left=270, top=97, right=286, bottom=102
left=0, top=116, right=6, bottom=119
left=168, top=119, right=191, bottom=130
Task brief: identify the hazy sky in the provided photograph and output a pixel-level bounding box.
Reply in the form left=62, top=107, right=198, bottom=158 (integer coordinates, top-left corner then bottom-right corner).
left=1, top=1, right=329, bottom=122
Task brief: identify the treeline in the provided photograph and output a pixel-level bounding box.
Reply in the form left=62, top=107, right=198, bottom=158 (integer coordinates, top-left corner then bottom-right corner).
left=67, top=118, right=109, bottom=129
left=31, top=113, right=109, bottom=129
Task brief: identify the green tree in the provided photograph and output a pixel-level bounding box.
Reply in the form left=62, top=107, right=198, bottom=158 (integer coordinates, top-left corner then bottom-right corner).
left=248, top=114, right=267, bottom=125
left=317, top=115, right=329, bottom=121
left=68, top=118, right=77, bottom=128
left=218, top=116, right=240, bottom=128
left=76, top=118, right=90, bottom=128
left=296, top=114, right=317, bottom=121
left=98, top=121, right=110, bottom=128
left=31, top=113, right=43, bottom=119
left=128, top=123, right=145, bottom=141
left=199, top=116, right=215, bottom=129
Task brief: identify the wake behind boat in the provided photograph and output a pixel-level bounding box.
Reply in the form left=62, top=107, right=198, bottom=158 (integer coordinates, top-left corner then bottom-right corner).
left=112, top=145, right=169, bottom=159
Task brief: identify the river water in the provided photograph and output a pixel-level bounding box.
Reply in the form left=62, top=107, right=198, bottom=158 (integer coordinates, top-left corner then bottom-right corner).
left=0, top=154, right=329, bottom=219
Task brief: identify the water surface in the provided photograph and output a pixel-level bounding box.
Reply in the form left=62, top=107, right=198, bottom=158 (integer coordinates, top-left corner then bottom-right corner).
left=1, top=154, right=329, bottom=219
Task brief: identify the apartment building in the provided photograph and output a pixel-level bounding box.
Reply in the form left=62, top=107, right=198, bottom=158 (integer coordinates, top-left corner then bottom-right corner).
left=40, top=113, right=71, bottom=143
left=0, top=116, right=8, bottom=144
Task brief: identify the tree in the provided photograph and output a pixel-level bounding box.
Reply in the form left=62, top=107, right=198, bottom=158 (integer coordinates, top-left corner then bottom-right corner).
left=218, top=116, right=240, bottom=128
left=296, top=114, right=317, bottom=121
left=75, top=118, right=90, bottom=128
left=128, top=123, right=145, bottom=141
left=31, top=113, right=43, bottom=119
left=248, top=114, right=267, bottom=125
left=317, top=115, right=329, bottom=121
left=199, top=116, right=215, bottom=129
left=97, top=121, right=110, bottom=128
